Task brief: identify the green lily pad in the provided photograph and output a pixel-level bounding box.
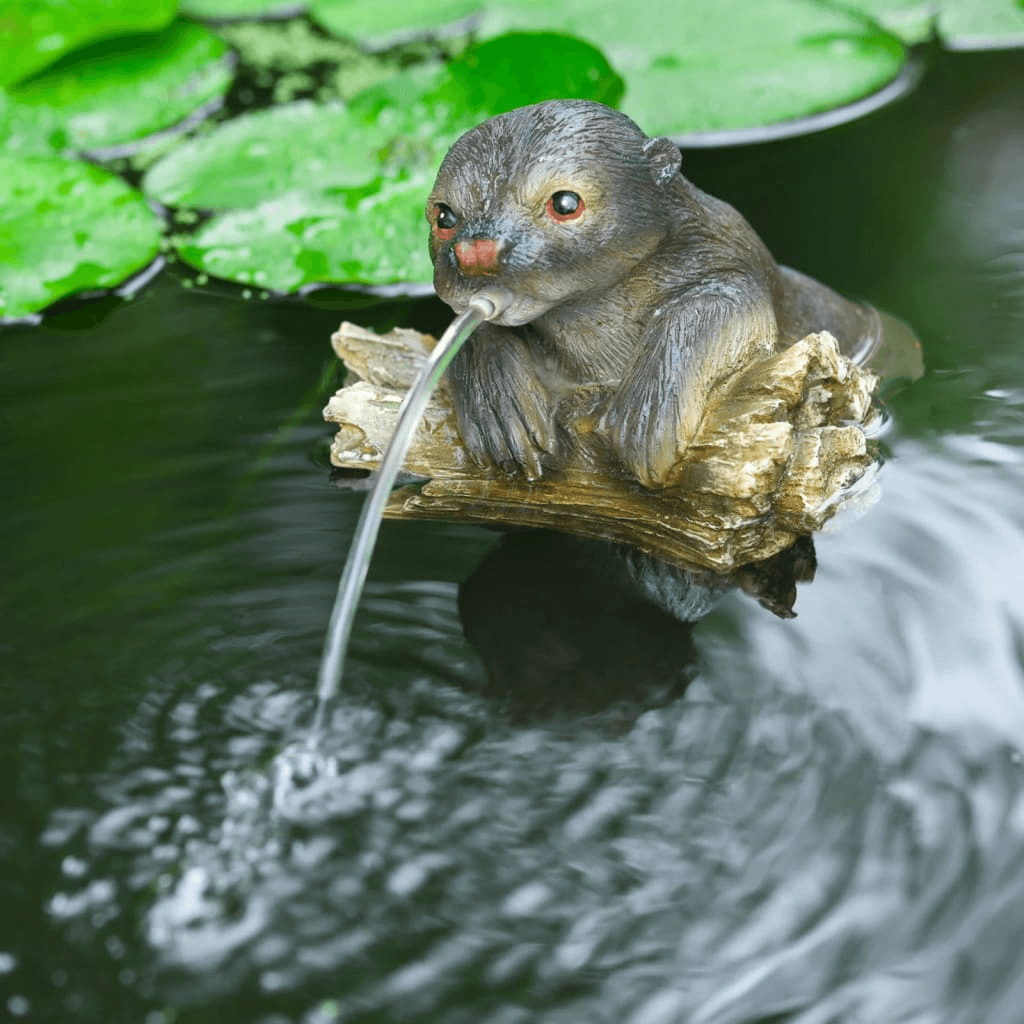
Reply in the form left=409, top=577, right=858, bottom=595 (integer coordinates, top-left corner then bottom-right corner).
left=473, top=0, right=904, bottom=136
left=145, top=32, right=620, bottom=211
left=431, top=32, right=623, bottom=115
left=159, top=32, right=623, bottom=287
left=0, top=0, right=176, bottom=88
left=938, top=0, right=1024, bottom=48
left=0, top=21, right=233, bottom=157
left=143, top=85, right=454, bottom=211
left=0, top=154, right=162, bottom=319
left=826, top=1, right=935, bottom=44
left=311, top=0, right=482, bottom=49
left=177, top=180, right=433, bottom=290
left=840, top=0, right=1024, bottom=46
left=180, top=0, right=307, bottom=19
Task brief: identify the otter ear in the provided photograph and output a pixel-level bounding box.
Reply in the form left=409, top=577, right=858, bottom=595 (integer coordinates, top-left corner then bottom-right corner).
left=642, top=136, right=682, bottom=188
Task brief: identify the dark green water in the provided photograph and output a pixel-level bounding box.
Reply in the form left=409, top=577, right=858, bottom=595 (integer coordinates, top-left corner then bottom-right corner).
left=3, top=50, right=1024, bottom=1024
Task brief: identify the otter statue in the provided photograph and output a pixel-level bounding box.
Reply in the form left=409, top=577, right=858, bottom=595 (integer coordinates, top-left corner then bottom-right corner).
left=426, top=99, right=881, bottom=489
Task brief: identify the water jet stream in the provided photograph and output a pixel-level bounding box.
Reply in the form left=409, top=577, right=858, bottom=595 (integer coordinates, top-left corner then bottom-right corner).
left=311, top=289, right=512, bottom=740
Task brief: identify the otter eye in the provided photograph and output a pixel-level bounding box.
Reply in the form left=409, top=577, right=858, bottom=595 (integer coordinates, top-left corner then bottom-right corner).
left=546, top=190, right=584, bottom=222
left=434, top=203, right=459, bottom=237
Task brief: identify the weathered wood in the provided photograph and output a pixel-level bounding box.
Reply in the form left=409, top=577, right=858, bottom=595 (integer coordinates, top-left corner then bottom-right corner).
left=324, top=322, right=879, bottom=577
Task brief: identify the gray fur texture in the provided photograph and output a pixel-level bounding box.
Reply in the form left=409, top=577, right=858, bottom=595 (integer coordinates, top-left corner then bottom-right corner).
left=427, top=100, right=880, bottom=487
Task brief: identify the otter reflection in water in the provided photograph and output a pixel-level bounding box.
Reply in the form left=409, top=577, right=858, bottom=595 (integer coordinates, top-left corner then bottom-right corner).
left=457, top=530, right=815, bottom=721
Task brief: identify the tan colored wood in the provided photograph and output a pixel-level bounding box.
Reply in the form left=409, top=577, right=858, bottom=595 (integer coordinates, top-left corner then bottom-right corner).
left=324, top=321, right=879, bottom=576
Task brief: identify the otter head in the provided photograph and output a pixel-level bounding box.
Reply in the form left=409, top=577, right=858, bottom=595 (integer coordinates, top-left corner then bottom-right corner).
left=426, top=100, right=683, bottom=327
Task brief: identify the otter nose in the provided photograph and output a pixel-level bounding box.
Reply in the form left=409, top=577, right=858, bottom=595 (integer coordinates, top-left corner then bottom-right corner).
left=454, top=238, right=501, bottom=275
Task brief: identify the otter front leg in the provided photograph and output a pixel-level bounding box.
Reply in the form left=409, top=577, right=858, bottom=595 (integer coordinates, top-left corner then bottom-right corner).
left=446, top=323, right=555, bottom=480
left=601, top=287, right=776, bottom=489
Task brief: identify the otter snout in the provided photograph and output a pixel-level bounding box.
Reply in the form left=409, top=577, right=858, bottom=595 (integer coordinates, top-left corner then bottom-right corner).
left=454, top=238, right=502, bottom=275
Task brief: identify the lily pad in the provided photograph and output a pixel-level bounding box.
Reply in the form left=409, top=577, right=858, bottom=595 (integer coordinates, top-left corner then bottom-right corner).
left=431, top=32, right=623, bottom=115
left=938, top=0, right=1024, bottom=48
left=840, top=0, right=1024, bottom=47
left=0, top=0, right=176, bottom=88
left=310, top=0, right=482, bottom=49
left=832, top=1, right=934, bottom=43
left=146, top=28, right=622, bottom=214
left=177, top=180, right=433, bottom=291
left=161, top=32, right=623, bottom=287
left=471, top=0, right=904, bottom=136
left=0, top=154, right=162, bottom=319
left=143, top=85, right=452, bottom=211
left=0, top=21, right=233, bottom=157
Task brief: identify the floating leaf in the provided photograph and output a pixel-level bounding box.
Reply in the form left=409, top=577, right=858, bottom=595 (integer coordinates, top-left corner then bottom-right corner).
left=828, top=0, right=935, bottom=43
left=146, top=33, right=619, bottom=211
left=0, top=0, right=176, bottom=88
left=840, top=0, right=1024, bottom=47
left=311, top=0, right=482, bottom=49
left=143, top=82, right=453, bottom=211
left=177, top=180, right=433, bottom=291
left=471, top=0, right=904, bottom=136
left=180, top=0, right=307, bottom=18
left=0, top=21, right=233, bottom=157
left=432, top=32, right=623, bottom=115
left=938, top=0, right=1024, bottom=48
left=159, top=32, right=623, bottom=286
left=0, top=155, right=162, bottom=319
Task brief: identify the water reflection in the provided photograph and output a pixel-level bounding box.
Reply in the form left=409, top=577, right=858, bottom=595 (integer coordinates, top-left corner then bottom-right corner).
left=457, top=531, right=822, bottom=722
left=458, top=532, right=701, bottom=720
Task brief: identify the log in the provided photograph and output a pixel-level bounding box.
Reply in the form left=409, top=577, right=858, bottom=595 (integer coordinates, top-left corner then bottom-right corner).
left=323, top=322, right=880, bottom=587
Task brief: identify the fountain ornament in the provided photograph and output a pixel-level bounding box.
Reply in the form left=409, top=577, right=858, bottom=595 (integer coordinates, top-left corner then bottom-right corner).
left=316, top=100, right=887, bottom=728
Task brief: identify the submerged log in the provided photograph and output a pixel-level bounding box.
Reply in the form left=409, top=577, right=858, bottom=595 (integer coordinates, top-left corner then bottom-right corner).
left=324, top=321, right=880, bottom=591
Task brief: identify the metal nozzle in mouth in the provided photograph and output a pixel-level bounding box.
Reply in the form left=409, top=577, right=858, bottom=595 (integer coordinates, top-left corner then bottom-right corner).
left=468, top=288, right=513, bottom=322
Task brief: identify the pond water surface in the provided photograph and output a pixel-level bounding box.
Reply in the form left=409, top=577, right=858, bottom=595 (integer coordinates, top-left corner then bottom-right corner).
left=3, top=50, right=1024, bottom=1024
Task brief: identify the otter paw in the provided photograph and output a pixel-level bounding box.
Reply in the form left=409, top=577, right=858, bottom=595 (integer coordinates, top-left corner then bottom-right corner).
left=600, top=395, right=682, bottom=490
left=458, top=383, right=553, bottom=481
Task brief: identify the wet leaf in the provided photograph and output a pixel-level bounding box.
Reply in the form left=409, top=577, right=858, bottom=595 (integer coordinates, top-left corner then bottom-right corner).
left=146, top=32, right=619, bottom=214
left=310, top=0, right=483, bottom=49
left=311, top=0, right=906, bottom=136
left=0, top=0, right=177, bottom=88
left=477, top=0, right=906, bottom=136
left=432, top=32, right=624, bottom=115
left=0, top=21, right=233, bottom=157
left=0, top=155, right=162, bottom=319
left=143, top=86, right=453, bottom=212
left=177, top=180, right=433, bottom=291
left=157, top=33, right=620, bottom=286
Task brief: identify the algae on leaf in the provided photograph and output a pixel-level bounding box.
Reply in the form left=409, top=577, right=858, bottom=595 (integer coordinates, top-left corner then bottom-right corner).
left=0, top=155, right=162, bottom=319
left=0, top=21, right=233, bottom=157
left=0, top=0, right=176, bottom=88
